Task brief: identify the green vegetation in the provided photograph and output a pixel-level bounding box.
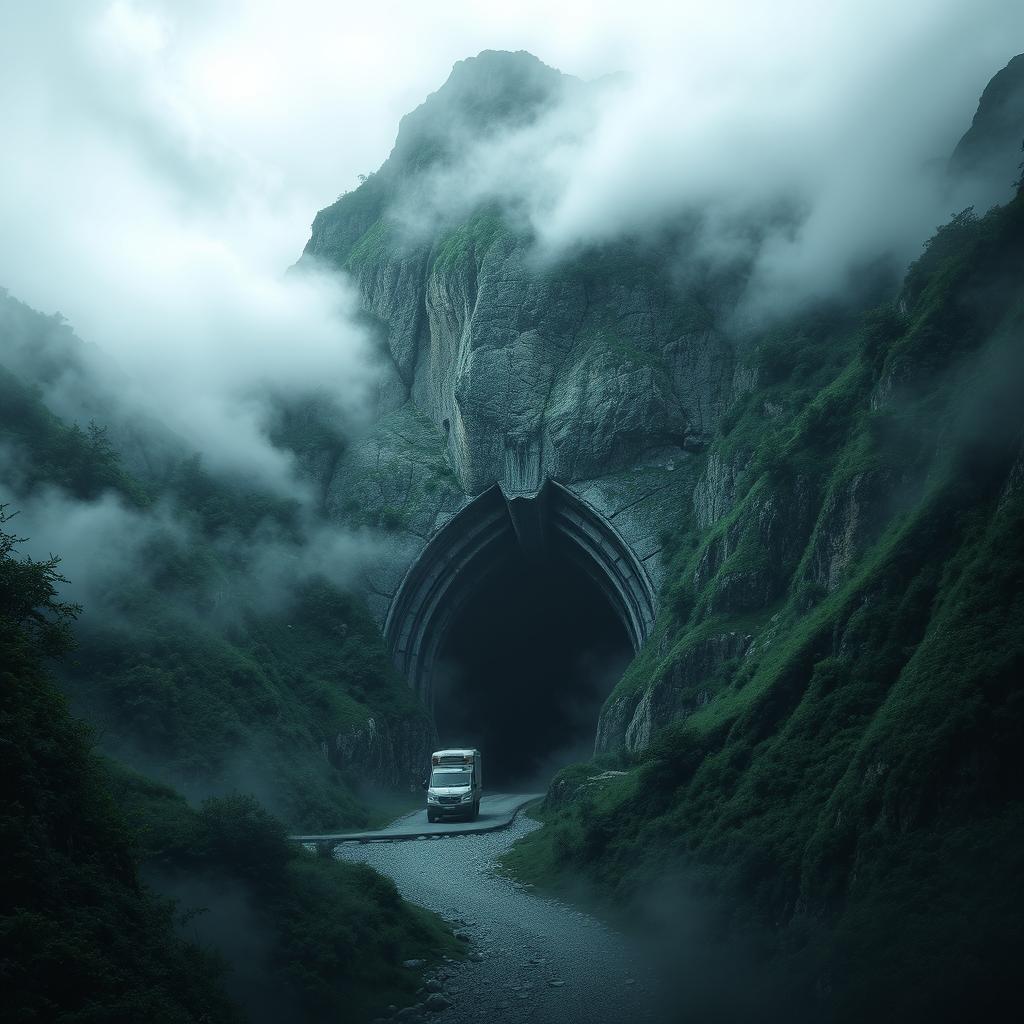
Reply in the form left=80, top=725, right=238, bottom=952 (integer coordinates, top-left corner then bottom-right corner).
left=505, top=192, right=1024, bottom=1020
left=0, top=292, right=430, bottom=832
left=431, top=209, right=511, bottom=276
left=0, top=506, right=236, bottom=1023
left=345, top=217, right=397, bottom=274
left=111, top=769, right=460, bottom=1023
left=1, top=509, right=456, bottom=1023
left=0, top=367, right=146, bottom=503
left=69, top=570, right=427, bottom=830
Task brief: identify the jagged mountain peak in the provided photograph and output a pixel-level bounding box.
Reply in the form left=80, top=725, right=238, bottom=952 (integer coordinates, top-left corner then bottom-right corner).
left=386, top=49, right=577, bottom=176
left=949, top=52, right=1024, bottom=203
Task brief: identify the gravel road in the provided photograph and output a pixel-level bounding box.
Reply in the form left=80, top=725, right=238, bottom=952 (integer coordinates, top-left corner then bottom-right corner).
left=335, top=810, right=660, bottom=1024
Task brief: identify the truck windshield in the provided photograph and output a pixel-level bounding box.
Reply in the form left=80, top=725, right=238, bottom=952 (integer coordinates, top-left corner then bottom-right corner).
left=431, top=769, right=472, bottom=788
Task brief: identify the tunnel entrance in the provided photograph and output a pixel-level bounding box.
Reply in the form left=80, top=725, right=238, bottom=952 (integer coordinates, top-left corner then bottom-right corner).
left=384, top=480, right=658, bottom=786
left=433, top=544, right=633, bottom=787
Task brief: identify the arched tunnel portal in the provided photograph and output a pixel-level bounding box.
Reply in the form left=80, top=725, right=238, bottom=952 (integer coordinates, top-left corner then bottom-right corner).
left=383, top=481, right=657, bottom=784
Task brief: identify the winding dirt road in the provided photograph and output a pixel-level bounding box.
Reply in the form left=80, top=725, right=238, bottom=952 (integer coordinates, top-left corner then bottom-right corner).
left=332, top=798, right=661, bottom=1024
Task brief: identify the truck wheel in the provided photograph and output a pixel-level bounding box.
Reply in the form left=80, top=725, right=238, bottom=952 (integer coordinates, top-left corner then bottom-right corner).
left=427, top=810, right=436, bottom=823
left=473, top=800, right=480, bottom=820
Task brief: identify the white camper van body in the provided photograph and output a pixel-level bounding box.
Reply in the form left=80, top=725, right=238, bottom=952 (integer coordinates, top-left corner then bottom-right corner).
left=426, top=748, right=483, bottom=822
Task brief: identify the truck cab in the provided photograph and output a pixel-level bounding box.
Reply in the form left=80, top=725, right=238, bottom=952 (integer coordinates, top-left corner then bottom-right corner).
left=426, top=748, right=482, bottom=822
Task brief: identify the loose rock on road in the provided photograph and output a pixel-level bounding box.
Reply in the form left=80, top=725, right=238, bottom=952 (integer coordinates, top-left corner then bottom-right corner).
left=334, top=802, right=659, bottom=1024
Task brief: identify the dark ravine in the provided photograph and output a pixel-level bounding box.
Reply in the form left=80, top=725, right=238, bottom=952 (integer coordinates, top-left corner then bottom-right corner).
left=2, top=41, right=1024, bottom=1024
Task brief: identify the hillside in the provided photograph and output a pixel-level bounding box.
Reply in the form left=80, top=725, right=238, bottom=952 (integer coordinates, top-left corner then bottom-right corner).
left=503, top=154, right=1024, bottom=1024
left=0, top=505, right=457, bottom=1024
left=3, top=40, right=1023, bottom=1024
left=0, top=290, right=433, bottom=830
left=294, top=49, right=1024, bottom=1020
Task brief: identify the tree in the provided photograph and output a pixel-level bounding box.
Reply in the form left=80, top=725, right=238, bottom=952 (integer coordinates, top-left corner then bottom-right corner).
left=0, top=505, right=79, bottom=658
left=86, top=419, right=118, bottom=463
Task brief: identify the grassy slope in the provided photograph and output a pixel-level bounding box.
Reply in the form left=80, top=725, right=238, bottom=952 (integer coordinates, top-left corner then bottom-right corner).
left=504, top=195, right=1024, bottom=1020
left=0, top=304, right=429, bottom=831
left=1, top=515, right=456, bottom=1024
left=108, top=766, right=459, bottom=1023
left=0, top=513, right=237, bottom=1024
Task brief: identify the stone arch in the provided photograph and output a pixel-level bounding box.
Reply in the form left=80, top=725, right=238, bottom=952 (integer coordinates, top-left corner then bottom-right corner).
left=383, top=480, right=657, bottom=705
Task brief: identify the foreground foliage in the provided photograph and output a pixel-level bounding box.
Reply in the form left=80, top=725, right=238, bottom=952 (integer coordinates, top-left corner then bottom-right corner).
left=0, top=512, right=455, bottom=1022
left=111, top=772, right=459, bottom=1022
left=0, top=507, right=236, bottom=1023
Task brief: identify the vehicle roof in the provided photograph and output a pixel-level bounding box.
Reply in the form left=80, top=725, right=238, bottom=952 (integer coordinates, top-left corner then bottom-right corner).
left=432, top=748, right=479, bottom=757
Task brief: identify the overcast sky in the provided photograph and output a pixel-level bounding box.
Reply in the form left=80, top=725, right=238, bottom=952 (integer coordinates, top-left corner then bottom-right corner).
left=0, top=0, right=1022, bottom=480
left=0, top=0, right=1021, bottom=633
left=2, top=2, right=1021, bottom=296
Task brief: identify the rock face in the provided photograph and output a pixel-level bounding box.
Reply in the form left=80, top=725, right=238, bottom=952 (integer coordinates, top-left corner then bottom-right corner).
left=316, top=219, right=732, bottom=503
left=949, top=53, right=1024, bottom=207
left=597, top=632, right=752, bottom=753
left=800, top=470, right=895, bottom=596
left=693, top=450, right=746, bottom=531
left=330, top=713, right=436, bottom=789
left=298, top=51, right=737, bottom=624
left=295, top=49, right=1024, bottom=763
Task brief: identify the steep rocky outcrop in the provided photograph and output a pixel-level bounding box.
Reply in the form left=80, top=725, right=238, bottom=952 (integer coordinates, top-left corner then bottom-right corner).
left=597, top=630, right=752, bottom=753
left=316, top=215, right=732, bottom=502
left=329, top=712, right=436, bottom=788
left=799, top=469, right=896, bottom=595
left=298, top=51, right=736, bottom=619
left=950, top=53, right=1024, bottom=207
left=296, top=51, right=1024, bottom=776
left=509, top=98, right=1024, bottom=1018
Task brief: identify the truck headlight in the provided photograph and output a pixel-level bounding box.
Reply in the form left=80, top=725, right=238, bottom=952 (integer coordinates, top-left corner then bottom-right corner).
left=427, top=794, right=439, bottom=804
left=460, top=793, right=473, bottom=802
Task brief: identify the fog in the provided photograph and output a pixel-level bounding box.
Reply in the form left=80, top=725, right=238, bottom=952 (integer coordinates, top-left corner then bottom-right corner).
left=4, top=2, right=1022, bottom=353
left=145, top=868, right=293, bottom=1024
left=1, top=0, right=1021, bottom=802
left=385, top=4, right=1024, bottom=318
left=0, top=480, right=378, bottom=622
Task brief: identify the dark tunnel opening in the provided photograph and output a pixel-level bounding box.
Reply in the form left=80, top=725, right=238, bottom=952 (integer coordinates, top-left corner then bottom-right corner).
left=433, top=543, right=633, bottom=789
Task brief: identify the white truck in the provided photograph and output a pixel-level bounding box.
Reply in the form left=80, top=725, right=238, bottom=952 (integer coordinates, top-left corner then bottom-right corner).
left=425, top=748, right=482, bottom=822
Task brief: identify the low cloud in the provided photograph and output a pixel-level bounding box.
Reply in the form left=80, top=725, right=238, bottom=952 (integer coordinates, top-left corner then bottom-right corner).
left=2, top=3, right=1021, bottom=400
left=84, top=262, right=375, bottom=494
left=2, top=2, right=1022, bottom=643
left=145, top=869, right=293, bottom=1024
left=6, top=486, right=191, bottom=615
left=385, top=1, right=1024, bottom=320
left=2, top=4, right=381, bottom=496
left=7, top=481, right=380, bottom=627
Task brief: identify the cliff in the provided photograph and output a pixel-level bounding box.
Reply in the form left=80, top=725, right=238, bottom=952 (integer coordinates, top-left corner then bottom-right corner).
left=298, top=51, right=739, bottom=620
left=297, top=49, right=1024, bottom=1019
